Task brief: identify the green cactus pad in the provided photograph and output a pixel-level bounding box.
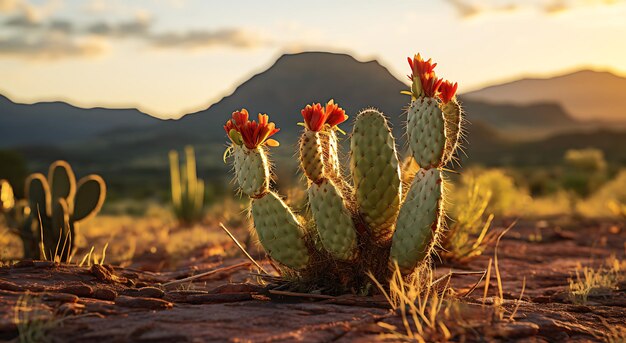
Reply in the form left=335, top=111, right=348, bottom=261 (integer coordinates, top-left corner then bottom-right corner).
left=390, top=168, right=443, bottom=274
left=308, top=178, right=357, bottom=260
left=442, top=99, right=462, bottom=165
left=299, top=130, right=324, bottom=183
left=233, top=145, right=269, bottom=197
left=350, top=109, right=402, bottom=243
left=407, top=97, right=446, bottom=169
left=73, top=176, right=106, bottom=222
left=25, top=173, right=51, bottom=217
left=251, top=192, right=309, bottom=269
left=48, top=161, right=76, bottom=202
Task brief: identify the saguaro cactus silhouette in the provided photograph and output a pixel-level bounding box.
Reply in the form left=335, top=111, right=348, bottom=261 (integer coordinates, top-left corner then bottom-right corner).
left=224, top=53, right=463, bottom=290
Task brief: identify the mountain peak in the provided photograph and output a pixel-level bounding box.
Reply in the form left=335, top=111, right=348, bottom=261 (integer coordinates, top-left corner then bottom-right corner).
left=464, top=69, right=626, bottom=122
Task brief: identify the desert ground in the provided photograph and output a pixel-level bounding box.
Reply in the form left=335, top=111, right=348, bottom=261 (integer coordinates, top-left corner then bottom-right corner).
left=1, top=215, right=624, bottom=342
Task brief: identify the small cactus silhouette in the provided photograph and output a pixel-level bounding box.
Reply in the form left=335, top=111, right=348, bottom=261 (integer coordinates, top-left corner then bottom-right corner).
left=0, top=161, right=106, bottom=261
left=224, top=53, right=463, bottom=290
left=169, top=146, right=205, bottom=225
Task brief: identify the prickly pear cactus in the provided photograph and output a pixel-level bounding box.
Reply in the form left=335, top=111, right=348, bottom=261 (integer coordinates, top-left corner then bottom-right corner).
left=224, top=53, right=463, bottom=291
left=17, top=161, right=107, bottom=261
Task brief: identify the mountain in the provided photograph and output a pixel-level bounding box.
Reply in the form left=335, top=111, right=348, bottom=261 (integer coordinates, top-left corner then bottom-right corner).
left=154, top=52, right=584, bottom=144
left=2, top=52, right=625, bottom=199
left=161, top=52, right=412, bottom=144
left=464, top=70, right=626, bottom=123
left=0, top=95, right=160, bottom=147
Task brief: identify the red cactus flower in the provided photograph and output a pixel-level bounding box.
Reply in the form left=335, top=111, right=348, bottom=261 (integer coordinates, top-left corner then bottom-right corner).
left=301, top=100, right=348, bottom=132
left=420, top=73, right=443, bottom=98
left=301, top=103, right=325, bottom=132
left=407, top=53, right=443, bottom=98
left=224, top=109, right=280, bottom=149
left=438, top=80, right=458, bottom=104
left=231, top=109, right=249, bottom=128
left=408, top=53, right=437, bottom=82
left=324, top=100, right=348, bottom=128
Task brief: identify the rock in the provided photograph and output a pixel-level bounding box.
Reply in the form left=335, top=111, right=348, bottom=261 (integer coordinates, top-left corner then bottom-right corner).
left=115, top=296, right=173, bottom=310
left=175, top=293, right=254, bottom=304
left=121, top=287, right=165, bottom=299
left=57, top=302, right=86, bottom=315
left=43, top=292, right=79, bottom=303
left=487, top=322, right=540, bottom=338
left=207, top=283, right=265, bottom=294
left=91, top=264, right=127, bottom=284
left=12, top=260, right=35, bottom=268
left=57, top=284, right=93, bottom=297
left=93, top=288, right=117, bottom=301
left=0, top=280, right=21, bottom=292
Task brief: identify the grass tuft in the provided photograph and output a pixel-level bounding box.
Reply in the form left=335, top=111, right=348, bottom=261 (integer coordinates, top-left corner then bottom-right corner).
left=568, top=256, right=625, bottom=304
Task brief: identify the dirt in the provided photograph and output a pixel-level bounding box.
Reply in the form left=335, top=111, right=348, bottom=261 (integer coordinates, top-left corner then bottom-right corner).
left=0, top=217, right=625, bottom=342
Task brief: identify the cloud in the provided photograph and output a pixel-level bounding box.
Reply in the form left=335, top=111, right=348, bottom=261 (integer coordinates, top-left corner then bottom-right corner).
left=2, top=0, right=62, bottom=27
left=0, top=0, right=20, bottom=13
left=0, top=33, right=107, bottom=59
left=445, top=0, right=483, bottom=18
left=149, top=29, right=268, bottom=49
left=0, top=1, right=267, bottom=60
left=446, top=0, right=626, bottom=18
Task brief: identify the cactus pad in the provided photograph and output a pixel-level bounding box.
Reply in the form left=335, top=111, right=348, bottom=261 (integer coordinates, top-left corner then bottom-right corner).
left=73, top=176, right=106, bottom=221
left=350, top=109, right=401, bottom=243
left=407, top=97, right=446, bottom=169
left=308, top=178, right=357, bottom=260
left=233, top=145, right=269, bottom=197
left=390, top=168, right=443, bottom=274
left=299, top=130, right=324, bottom=183
left=251, top=192, right=309, bottom=269
left=48, top=161, right=76, bottom=203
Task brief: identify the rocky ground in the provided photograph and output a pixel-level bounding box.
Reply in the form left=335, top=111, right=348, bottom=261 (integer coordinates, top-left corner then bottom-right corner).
left=0, top=218, right=624, bottom=342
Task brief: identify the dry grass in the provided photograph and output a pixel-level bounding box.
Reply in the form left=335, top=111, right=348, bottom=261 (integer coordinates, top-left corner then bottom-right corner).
left=444, top=178, right=497, bottom=263
left=568, top=256, right=625, bottom=304
left=370, top=264, right=453, bottom=342
left=14, top=294, right=64, bottom=343
left=1, top=201, right=233, bottom=270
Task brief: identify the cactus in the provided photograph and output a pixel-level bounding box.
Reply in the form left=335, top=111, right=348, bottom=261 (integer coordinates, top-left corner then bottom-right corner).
left=169, top=146, right=206, bottom=225
left=1, top=162, right=105, bottom=261
left=0, top=179, right=36, bottom=257
left=224, top=53, right=463, bottom=290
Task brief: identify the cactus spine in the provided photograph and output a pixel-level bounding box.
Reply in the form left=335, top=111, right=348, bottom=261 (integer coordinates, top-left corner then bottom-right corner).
left=225, top=53, right=463, bottom=289
left=169, top=146, right=206, bottom=224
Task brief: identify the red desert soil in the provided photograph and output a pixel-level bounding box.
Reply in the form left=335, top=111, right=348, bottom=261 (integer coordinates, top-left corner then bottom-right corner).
left=0, top=218, right=624, bottom=342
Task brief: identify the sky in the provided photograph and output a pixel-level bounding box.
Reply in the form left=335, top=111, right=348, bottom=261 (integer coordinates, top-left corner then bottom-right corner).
left=1, top=0, right=626, bottom=119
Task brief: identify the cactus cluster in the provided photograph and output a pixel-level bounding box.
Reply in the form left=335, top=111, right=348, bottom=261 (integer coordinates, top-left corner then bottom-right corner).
left=224, top=53, right=463, bottom=290
left=169, top=146, right=205, bottom=225
left=0, top=161, right=106, bottom=261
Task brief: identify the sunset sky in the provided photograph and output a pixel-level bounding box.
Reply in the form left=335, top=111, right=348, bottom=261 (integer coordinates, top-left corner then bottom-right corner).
left=1, top=0, right=625, bottom=119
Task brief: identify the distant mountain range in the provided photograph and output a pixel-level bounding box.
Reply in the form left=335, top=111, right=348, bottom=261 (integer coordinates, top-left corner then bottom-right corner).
left=464, top=69, right=626, bottom=123
left=0, top=95, right=159, bottom=147
left=1, top=52, right=625, bottom=198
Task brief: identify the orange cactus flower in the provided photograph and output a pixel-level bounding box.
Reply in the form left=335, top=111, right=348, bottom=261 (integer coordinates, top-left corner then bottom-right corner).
left=224, top=109, right=280, bottom=149
left=301, top=100, right=348, bottom=132
left=438, top=80, right=458, bottom=104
